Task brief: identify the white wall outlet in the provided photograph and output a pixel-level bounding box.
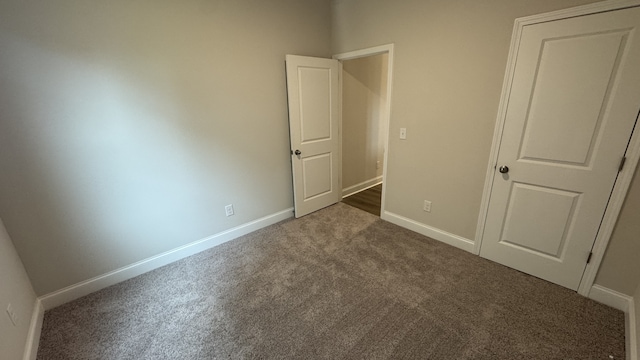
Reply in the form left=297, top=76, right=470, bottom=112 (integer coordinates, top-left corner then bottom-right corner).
left=400, top=128, right=407, bottom=140
left=6, top=303, right=18, bottom=326
left=423, top=200, right=432, bottom=212
left=225, top=204, right=234, bottom=217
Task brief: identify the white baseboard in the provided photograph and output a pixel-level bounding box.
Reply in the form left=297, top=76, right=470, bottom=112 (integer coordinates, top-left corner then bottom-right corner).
left=381, top=211, right=475, bottom=253
left=629, top=294, right=638, bottom=360
left=342, top=176, right=383, bottom=198
left=23, top=299, right=44, bottom=360
left=39, top=208, right=294, bottom=310
left=588, top=284, right=636, bottom=360
left=589, top=284, right=631, bottom=312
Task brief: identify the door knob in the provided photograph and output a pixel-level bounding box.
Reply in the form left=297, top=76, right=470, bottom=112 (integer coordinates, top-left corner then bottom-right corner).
left=294, top=149, right=301, bottom=156
left=498, top=165, right=509, bottom=174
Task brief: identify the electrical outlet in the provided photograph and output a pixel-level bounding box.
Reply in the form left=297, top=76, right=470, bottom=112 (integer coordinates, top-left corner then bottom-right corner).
left=400, top=128, right=407, bottom=140
left=225, top=204, right=234, bottom=217
left=6, top=303, right=18, bottom=326
left=423, top=200, right=432, bottom=213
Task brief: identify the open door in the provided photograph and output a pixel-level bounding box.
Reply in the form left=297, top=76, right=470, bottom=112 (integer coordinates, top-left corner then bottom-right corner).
left=285, top=55, right=341, bottom=218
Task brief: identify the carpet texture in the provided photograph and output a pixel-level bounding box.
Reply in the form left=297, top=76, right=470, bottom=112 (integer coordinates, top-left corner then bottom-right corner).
left=37, top=203, right=625, bottom=359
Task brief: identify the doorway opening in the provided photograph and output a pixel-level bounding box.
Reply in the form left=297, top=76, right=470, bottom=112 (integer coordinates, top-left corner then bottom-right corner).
left=334, top=45, right=394, bottom=217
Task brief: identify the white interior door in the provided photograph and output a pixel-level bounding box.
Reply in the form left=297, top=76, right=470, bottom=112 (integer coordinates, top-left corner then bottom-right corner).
left=286, top=55, right=341, bottom=218
left=480, top=7, right=640, bottom=290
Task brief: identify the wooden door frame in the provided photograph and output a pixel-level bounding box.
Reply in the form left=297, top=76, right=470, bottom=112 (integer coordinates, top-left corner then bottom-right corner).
left=474, top=0, right=640, bottom=297
left=333, top=44, right=395, bottom=217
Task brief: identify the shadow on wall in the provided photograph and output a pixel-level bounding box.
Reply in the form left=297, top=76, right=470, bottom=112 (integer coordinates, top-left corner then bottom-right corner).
left=341, top=53, right=388, bottom=190
left=0, top=29, right=239, bottom=293
left=0, top=0, right=330, bottom=295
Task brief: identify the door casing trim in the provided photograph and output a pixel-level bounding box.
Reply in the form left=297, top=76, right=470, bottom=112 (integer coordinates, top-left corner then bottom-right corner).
left=474, top=0, right=640, bottom=296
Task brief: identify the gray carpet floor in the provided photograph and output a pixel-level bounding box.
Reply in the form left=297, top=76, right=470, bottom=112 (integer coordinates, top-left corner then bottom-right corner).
left=37, top=203, right=625, bottom=359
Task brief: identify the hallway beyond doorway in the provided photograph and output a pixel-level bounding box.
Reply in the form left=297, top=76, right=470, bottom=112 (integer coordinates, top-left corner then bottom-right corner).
left=342, top=184, right=382, bottom=216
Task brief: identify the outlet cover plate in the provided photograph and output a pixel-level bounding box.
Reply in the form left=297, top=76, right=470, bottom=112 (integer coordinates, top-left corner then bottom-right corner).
left=225, top=204, right=234, bottom=217
left=6, top=303, right=17, bottom=326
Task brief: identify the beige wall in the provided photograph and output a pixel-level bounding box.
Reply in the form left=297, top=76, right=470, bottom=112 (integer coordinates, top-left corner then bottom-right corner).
left=332, top=0, right=601, bottom=241
left=333, top=0, right=640, bottom=296
left=595, top=166, right=640, bottom=295
left=0, top=218, right=37, bottom=360
left=342, top=53, right=388, bottom=190
left=0, top=0, right=331, bottom=296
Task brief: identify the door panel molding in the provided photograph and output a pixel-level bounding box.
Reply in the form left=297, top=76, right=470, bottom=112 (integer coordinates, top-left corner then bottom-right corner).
left=474, top=0, right=640, bottom=296
left=500, top=182, right=581, bottom=260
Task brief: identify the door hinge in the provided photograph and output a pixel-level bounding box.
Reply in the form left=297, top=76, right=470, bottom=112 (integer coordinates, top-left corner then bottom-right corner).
left=586, top=251, right=593, bottom=264
left=618, top=156, right=627, bottom=172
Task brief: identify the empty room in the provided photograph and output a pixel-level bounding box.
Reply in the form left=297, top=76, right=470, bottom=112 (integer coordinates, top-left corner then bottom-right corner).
left=1, top=0, right=640, bottom=359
